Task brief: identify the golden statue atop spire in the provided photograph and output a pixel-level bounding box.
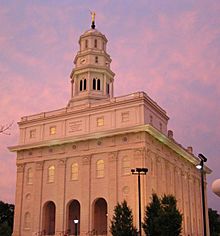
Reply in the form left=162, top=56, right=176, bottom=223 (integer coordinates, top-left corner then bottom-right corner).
left=90, top=11, right=96, bottom=29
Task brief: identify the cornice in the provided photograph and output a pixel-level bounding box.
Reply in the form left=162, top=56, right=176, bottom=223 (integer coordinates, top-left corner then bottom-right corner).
left=9, top=124, right=211, bottom=174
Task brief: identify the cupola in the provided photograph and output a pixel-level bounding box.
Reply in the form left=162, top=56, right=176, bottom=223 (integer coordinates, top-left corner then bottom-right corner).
left=68, top=12, right=115, bottom=107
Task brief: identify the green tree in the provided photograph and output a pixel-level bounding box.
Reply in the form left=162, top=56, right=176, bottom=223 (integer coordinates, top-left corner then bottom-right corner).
left=143, top=194, right=182, bottom=236
left=0, top=201, right=14, bottom=236
left=208, top=208, right=220, bottom=236
left=110, top=200, right=137, bottom=236
left=143, top=193, right=161, bottom=236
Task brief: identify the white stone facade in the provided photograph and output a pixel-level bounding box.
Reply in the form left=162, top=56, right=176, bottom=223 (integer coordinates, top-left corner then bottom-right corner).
left=10, top=24, right=211, bottom=236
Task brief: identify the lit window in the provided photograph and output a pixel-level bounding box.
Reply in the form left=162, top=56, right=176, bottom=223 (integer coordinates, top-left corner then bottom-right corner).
left=94, top=39, right=97, bottom=48
left=48, top=165, right=55, bottom=183
left=96, top=160, right=104, bottom=178
left=30, top=129, right=36, bottom=138
left=97, top=117, right=104, bottom=127
left=24, top=212, right=31, bottom=229
left=121, top=112, right=129, bottom=122
left=122, top=156, right=130, bottom=175
left=27, top=168, right=33, bottom=184
left=71, top=163, right=79, bottom=181
left=50, top=126, right=56, bottom=135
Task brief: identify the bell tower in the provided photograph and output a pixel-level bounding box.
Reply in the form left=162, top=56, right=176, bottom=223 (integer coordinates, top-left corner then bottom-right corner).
left=68, top=13, right=115, bottom=107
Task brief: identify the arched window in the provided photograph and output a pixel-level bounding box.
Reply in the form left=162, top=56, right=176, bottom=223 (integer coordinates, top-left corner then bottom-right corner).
left=80, top=80, right=83, bottom=91
left=71, top=163, right=79, bottom=181
left=27, top=168, right=33, bottom=184
left=106, top=83, right=110, bottom=94
left=122, top=156, right=130, bottom=175
left=97, top=79, right=101, bottom=90
left=84, top=79, right=87, bottom=90
left=24, top=212, right=31, bottom=229
left=48, top=165, right=55, bottom=183
left=94, top=39, right=97, bottom=48
left=96, top=160, right=104, bottom=178
left=93, top=78, right=96, bottom=90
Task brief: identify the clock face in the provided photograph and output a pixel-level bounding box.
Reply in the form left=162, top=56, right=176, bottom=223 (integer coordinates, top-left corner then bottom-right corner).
left=80, top=58, right=86, bottom=64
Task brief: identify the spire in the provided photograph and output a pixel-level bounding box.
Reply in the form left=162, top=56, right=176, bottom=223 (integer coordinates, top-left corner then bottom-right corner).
left=90, top=11, right=96, bottom=29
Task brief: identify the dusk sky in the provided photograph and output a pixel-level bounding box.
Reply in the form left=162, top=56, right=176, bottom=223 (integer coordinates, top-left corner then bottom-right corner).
left=0, top=0, right=220, bottom=212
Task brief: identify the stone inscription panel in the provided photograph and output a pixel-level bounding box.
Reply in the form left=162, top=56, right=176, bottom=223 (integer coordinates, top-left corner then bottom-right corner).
left=66, top=118, right=86, bottom=136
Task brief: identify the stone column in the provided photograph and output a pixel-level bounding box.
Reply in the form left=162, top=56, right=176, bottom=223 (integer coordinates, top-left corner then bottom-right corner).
left=12, top=164, right=25, bottom=236
left=33, top=161, right=44, bottom=234
left=56, top=158, right=66, bottom=234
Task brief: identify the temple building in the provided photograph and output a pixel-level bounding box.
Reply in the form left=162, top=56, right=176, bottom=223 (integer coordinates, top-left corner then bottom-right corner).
left=10, top=17, right=211, bottom=236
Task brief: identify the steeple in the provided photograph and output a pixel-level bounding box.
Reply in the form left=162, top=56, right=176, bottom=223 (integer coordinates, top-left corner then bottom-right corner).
left=68, top=14, right=115, bottom=107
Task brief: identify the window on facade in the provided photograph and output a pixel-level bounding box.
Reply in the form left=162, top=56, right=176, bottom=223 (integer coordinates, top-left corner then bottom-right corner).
left=27, top=168, right=33, bottom=184
left=159, top=122, right=162, bottom=131
left=121, top=112, right=129, bottom=122
left=96, top=160, right=104, bottom=178
left=24, top=212, right=31, bottom=229
left=150, top=115, right=153, bottom=124
left=93, top=78, right=96, bottom=90
left=30, top=129, right=36, bottom=138
left=97, top=79, right=101, bottom=90
left=97, top=117, right=104, bottom=127
left=95, top=56, right=98, bottom=63
left=106, top=83, right=110, bottom=95
left=84, top=79, right=87, bottom=90
left=80, top=80, right=83, bottom=91
left=48, top=165, right=55, bottom=183
left=94, top=39, right=97, bottom=48
left=122, top=156, right=130, bottom=175
left=71, top=163, right=79, bottom=181
left=85, top=39, right=88, bottom=48
left=50, top=126, right=56, bottom=135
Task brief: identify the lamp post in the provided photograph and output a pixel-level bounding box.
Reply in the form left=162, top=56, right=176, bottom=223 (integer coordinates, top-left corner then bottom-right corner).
left=196, top=153, right=207, bottom=236
left=131, top=168, right=148, bottom=236
left=73, top=219, right=79, bottom=236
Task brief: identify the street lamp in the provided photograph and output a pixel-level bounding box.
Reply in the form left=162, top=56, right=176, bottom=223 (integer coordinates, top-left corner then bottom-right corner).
left=73, top=219, right=79, bottom=236
left=196, top=153, right=207, bottom=236
left=131, top=167, right=148, bottom=236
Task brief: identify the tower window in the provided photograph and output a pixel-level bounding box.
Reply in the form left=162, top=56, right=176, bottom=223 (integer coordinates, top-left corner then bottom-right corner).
left=24, top=212, right=31, bottom=229
left=97, top=117, right=104, bottom=127
left=93, top=78, right=96, bottom=90
left=106, top=83, right=110, bottom=94
left=85, top=40, right=88, bottom=48
left=80, top=80, right=83, bottom=91
left=97, top=79, right=101, bottom=90
left=94, top=39, right=97, bottom=48
left=96, top=160, right=104, bottom=178
left=48, top=165, right=55, bottom=183
left=84, top=79, right=87, bottom=90
left=95, top=56, right=98, bottom=63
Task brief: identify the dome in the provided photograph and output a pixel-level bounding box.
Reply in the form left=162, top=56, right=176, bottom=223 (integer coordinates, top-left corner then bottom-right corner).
left=212, top=179, right=220, bottom=197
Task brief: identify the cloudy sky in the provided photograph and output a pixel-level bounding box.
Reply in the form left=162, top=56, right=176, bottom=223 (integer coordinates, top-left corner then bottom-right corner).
left=0, top=0, right=220, bottom=212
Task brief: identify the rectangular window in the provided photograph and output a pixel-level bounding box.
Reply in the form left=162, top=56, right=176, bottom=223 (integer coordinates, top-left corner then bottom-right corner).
left=30, top=129, right=36, bottom=138
left=97, top=117, right=104, bottom=127
left=50, top=126, right=56, bottom=135
left=121, top=112, right=129, bottom=122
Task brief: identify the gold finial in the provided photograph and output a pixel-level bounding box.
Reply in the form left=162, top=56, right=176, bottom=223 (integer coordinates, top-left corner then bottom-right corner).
left=90, top=11, right=96, bottom=29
